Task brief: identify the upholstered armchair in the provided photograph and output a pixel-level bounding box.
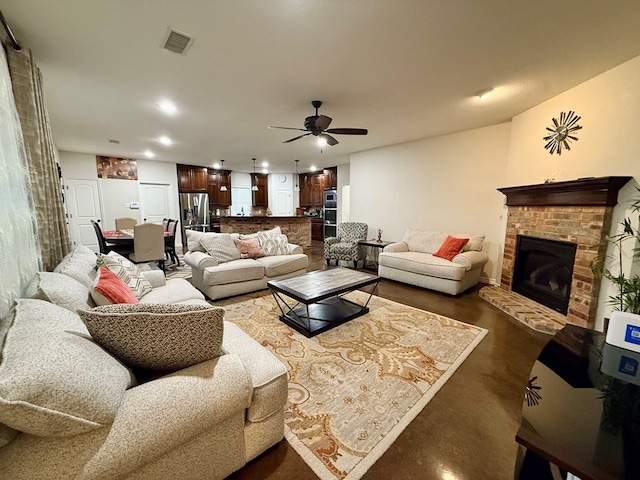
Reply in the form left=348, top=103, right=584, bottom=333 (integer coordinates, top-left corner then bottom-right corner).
left=324, top=222, right=368, bottom=267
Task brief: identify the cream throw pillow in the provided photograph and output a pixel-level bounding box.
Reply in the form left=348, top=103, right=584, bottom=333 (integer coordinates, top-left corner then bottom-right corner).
left=200, top=233, right=241, bottom=265
left=79, top=303, right=225, bottom=371
left=257, top=231, right=289, bottom=256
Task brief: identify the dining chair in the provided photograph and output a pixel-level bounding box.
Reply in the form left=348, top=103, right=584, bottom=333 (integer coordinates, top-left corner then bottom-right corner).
left=115, top=217, right=138, bottom=230
left=164, top=219, right=180, bottom=266
left=91, top=219, right=133, bottom=256
left=129, top=222, right=165, bottom=270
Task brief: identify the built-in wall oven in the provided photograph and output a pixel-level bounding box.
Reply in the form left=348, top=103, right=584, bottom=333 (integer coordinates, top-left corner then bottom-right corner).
left=324, top=207, right=337, bottom=238
left=323, top=189, right=337, bottom=208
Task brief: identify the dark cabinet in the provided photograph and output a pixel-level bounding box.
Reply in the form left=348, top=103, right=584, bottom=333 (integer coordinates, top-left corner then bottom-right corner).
left=251, top=173, right=268, bottom=207
left=207, top=168, right=231, bottom=207
left=299, top=173, right=325, bottom=207
left=311, top=218, right=324, bottom=241
left=177, top=164, right=207, bottom=192
left=323, top=167, right=338, bottom=190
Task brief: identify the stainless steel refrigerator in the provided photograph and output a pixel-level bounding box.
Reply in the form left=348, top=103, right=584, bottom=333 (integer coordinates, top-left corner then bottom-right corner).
left=179, top=193, right=209, bottom=240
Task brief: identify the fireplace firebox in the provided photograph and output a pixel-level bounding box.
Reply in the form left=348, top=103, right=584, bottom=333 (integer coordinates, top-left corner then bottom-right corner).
left=512, top=236, right=577, bottom=315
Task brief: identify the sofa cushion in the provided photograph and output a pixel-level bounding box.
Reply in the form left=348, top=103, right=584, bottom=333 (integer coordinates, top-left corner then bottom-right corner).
left=79, top=303, right=225, bottom=371
left=200, top=234, right=241, bottom=265
left=222, top=322, right=288, bottom=422
left=433, top=236, right=469, bottom=261
left=257, top=232, right=289, bottom=256
left=234, top=237, right=266, bottom=259
left=53, top=244, right=98, bottom=288
left=0, top=423, right=18, bottom=448
left=378, top=251, right=466, bottom=281
left=91, top=267, right=139, bottom=306
left=202, top=259, right=265, bottom=286
left=186, top=230, right=240, bottom=252
left=455, top=233, right=485, bottom=252
left=257, top=253, right=309, bottom=277
left=97, top=252, right=153, bottom=299
left=239, top=226, right=282, bottom=240
left=0, top=299, right=134, bottom=437
left=402, top=229, right=449, bottom=254
left=24, top=271, right=95, bottom=312
left=139, top=278, right=205, bottom=304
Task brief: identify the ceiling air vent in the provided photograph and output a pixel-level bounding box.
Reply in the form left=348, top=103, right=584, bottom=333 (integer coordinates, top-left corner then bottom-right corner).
left=162, top=28, right=194, bottom=55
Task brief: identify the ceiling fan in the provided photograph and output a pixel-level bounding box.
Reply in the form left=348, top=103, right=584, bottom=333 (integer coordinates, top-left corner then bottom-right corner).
left=269, top=100, right=368, bottom=146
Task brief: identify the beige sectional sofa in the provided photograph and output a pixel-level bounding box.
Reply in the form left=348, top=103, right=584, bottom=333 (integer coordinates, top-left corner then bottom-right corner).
left=378, top=228, right=489, bottom=295
left=184, top=229, right=308, bottom=300
left=0, top=245, right=288, bottom=479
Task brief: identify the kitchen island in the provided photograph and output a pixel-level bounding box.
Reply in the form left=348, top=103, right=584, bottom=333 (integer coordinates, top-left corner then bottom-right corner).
left=220, top=216, right=312, bottom=248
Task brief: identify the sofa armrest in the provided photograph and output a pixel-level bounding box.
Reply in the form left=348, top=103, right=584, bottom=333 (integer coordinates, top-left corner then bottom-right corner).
left=383, top=242, right=409, bottom=253
left=288, top=243, right=303, bottom=255
left=184, top=250, right=217, bottom=270
left=324, top=237, right=340, bottom=246
left=81, top=354, right=252, bottom=479
left=140, top=269, right=166, bottom=288
left=452, top=251, right=489, bottom=270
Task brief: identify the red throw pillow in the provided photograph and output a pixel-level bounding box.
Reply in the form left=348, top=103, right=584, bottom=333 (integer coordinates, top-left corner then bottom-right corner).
left=433, top=236, right=469, bottom=261
left=234, top=238, right=266, bottom=259
left=91, top=267, right=139, bottom=305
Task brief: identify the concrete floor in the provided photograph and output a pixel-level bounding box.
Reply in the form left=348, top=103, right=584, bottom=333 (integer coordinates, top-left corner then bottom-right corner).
left=227, top=241, right=551, bottom=480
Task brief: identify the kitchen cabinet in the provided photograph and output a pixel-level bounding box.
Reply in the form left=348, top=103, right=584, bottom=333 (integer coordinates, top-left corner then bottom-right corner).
left=299, top=172, right=325, bottom=207
left=177, top=164, right=207, bottom=192
left=251, top=173, right=268, bottom=207
left=323, top=167, right=338, bottom=190
left=207, top=168, right=231, bottom=207
left=311, top=218, right=324, bottom=241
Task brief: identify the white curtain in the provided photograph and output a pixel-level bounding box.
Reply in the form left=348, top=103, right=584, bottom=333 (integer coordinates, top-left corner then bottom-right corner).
left=0, top=44, right=41, bottom=319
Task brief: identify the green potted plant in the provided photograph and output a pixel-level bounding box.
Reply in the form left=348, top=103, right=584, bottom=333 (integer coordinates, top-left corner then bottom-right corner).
left=591, top=186, right=640, bottom=316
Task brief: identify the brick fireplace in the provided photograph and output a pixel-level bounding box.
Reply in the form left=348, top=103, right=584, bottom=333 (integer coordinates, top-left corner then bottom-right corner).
left=480, top=176, right=631, bottom=332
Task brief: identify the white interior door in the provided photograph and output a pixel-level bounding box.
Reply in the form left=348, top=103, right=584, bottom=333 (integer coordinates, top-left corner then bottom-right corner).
left=139, top=183, right=170, bottom=224
left=274, top=188, right=291, bottom=216
left=65, top=179, right=102, bottom=252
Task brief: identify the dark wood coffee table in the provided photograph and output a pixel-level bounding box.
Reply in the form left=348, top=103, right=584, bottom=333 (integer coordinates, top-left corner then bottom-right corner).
left=267, top=267, right=380, bottom=337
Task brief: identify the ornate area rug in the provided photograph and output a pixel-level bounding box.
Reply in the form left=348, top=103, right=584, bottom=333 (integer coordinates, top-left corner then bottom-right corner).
left=220, top=291, right=488, bottom=480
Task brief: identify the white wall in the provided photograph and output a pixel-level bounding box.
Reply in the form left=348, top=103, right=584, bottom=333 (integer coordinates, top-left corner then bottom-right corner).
left=506, top=54, right=640, bottom=329
left=350, top=123, right=512, bottom=284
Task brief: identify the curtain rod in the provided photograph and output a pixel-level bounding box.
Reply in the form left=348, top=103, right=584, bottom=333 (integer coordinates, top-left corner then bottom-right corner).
left=0, top=10, right=22, bottom=51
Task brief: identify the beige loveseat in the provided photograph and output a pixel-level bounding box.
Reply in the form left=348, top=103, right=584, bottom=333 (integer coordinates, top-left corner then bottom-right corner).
left=378, top=228, right=489, bottom=295
left=184, top=229, right=308, bottom=300
left=0, top=245, right=288, bottom=479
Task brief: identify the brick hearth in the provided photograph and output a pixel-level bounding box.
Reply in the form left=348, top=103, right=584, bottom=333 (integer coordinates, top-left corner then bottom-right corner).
left=481, top=177, right=631, bottom=331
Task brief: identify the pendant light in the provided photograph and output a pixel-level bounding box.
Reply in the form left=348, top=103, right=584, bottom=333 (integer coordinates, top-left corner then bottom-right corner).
left=294, top=159, right=300, bottom=192
left=219, top=160, right=228, bottom=192
left=251, top=157, right=259, bottom=191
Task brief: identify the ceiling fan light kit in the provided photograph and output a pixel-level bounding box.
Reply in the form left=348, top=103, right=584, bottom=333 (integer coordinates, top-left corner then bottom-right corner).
left=270, top=100, right=368, bottom=147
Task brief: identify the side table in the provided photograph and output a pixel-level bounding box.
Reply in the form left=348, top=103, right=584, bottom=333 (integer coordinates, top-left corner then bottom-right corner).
left=358, top=239, right=394, bottom=271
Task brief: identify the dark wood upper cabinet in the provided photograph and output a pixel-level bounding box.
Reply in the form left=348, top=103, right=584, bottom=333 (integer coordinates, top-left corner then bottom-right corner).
left=323, top=167, right=338, bottom=190
left=177, top=164, right=208, bottom=192
left=251, top=173, right=268, bottom=207
left=207, top=168, right=232, bottom=207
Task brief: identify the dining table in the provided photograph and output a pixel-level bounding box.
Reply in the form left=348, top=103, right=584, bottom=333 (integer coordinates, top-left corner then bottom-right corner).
left=102, top=228, right=173, bottom=245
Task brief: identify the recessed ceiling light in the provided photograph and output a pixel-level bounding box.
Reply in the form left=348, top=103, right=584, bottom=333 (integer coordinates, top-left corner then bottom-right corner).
left=310, top=165, right=317, bottom=172
left=262, top=168, right=268, bottom=174
left=144, top=150, right=154, bottom=158
left=158, top=136, right=173, bottom=146
left=261, top=161, right=268, bottom=167
left=157, top=100, right=177, bottom=115
left=475, top=88, right=494, bottom=99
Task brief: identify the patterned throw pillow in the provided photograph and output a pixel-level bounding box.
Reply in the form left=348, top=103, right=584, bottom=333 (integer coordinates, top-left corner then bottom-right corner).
left=78, top=304, right=225, bottom=371
left=91, top=267, right=139, bottom=306
left=257, top=231, right=289, bottom=256
left=234, top=238, right=266, bottom=259
left=200, top=234, right=241, bottom=265
left=97, top=252, right=152, bottom=299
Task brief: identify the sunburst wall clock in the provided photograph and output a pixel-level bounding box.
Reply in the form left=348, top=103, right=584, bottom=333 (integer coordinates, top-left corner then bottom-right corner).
left=543, top=110, right=582, bottom=155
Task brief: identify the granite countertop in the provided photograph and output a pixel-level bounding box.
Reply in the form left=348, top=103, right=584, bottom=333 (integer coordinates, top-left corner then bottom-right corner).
left=221, top=215, right=310, bottom=219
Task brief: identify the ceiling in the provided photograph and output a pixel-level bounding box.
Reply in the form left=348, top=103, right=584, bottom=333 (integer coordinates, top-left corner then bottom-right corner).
left=3, top=1, right=640, bottom=174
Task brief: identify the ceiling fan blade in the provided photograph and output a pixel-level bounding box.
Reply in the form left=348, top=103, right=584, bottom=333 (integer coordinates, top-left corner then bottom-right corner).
left=319, top=134, right=339, bottom=146
left=325, top=128, right=368, bottom=135
left=269, top=125, right=307, bottom=131
left=284, top=132, right=311, bottom=143
left=315, top=115, right=332, bottom=131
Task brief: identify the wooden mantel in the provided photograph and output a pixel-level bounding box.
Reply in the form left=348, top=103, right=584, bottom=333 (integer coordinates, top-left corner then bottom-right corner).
left=498, top=176, right=632, bottom=207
